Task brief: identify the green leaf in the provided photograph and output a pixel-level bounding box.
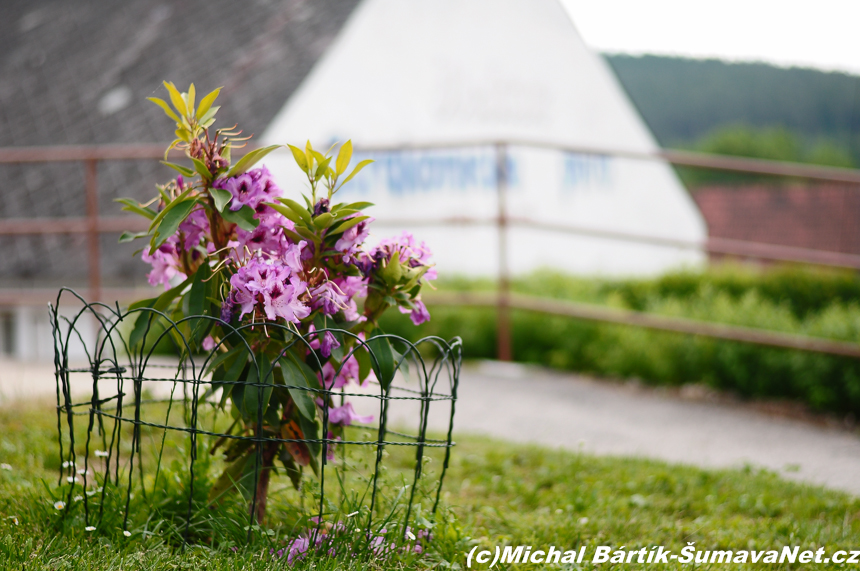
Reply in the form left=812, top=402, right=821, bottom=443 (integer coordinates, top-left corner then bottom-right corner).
left=282, top=228, right=308, bottom=245
left=294, top=225, right=320, bottom=245
left=210, top=187, right=233, bottom=213
left=340, top=201, right=375, bottom=212
left=267, top=203, right=304, bottom=225
left=147, top=97, right=181, bottom=124
left=313, top=212, right=334, bottom=229
left=151, top=199, right=198, bottom=253
left=128, top=277, right=191, bottom=348
left=355, top=345, right=372, bottom=382
left=330, top=215, right=370, bottom=236
left=278, top=358, right=317, bottom=422
left=225, top=145, right=281, bottom=178
left=163, top=81, right=188, bottom=118
left=276, top=198, right=312, bottom=224
left=278, top=449, right=302, bottom=491
left=185, top=83, right=196, bottom=118
left=336, top=140, right=353, bottom=175
left=147, top=186, right=194, bottom=232
left=207, top=452, right=252, bottom=504
left=339, top=159, right=374, bottom=188
left=366, top=331, right=397, bottom=391
left=196, top=87, right=222, bottom=119
left=305, top=141, right=315, bottom=174
left=220, top=205, right=259, bottom=232
left=115, top=198, right=156, bottom=220
left=199, top=107, right=219, bottom=128
left=243, top=366, right=274, bottom=422
left=191, top=157, right=212, bottom=181
left=288, top=352, right=322, bottom=390
left=379, top=250, right=403, bottom=284
left=314, top=156, right=332, bottom=179
left=287, top=144, right=309, bottom=173
left=219, top=352, right=249, bottom=408
left=238, top=452, right=261, bottom=502
left=118, top=231, right=149, bottom=243
left=160, top=161, right=195, bottom=177
left=205, top=344, right=244, bottom=377
left=298, top=413, right=321, bottom=462
left=188, top=262, right=211, bottom=317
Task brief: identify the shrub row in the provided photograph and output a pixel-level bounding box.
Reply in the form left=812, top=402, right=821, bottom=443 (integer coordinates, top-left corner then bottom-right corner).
left=379, top=266, right=860, bottom=416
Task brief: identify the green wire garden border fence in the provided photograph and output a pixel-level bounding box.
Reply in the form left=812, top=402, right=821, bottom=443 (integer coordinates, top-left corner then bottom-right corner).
left=50, top=288, right=461, bottom=547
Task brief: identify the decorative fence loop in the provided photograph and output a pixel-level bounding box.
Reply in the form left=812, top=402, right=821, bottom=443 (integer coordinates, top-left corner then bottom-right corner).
left=52, top=289, right=460, bottom=547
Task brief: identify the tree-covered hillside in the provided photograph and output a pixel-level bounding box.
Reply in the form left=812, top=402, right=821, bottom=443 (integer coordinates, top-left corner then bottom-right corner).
left=604, top=54, right=860, bottom=164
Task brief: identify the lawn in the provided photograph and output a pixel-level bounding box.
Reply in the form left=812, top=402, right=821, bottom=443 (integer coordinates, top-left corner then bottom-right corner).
left=1, top=398, right=859, bottom=569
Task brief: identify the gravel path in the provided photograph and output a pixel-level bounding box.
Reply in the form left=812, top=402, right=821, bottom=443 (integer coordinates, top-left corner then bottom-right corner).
left=2, top=358, right=859, bottom=495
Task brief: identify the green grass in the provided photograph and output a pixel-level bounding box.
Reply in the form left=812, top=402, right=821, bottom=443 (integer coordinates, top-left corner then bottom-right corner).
left=1, top=399, right=859, bottom=569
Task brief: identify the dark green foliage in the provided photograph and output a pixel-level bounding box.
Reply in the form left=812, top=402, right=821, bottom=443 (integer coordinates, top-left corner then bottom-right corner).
left=605, top=54, right=860, bottom=164
left=609, top=264, right=860, bottom=319
left=381, top=266, right=860, bottom=415
left=675, top=125, right=856, bottom=187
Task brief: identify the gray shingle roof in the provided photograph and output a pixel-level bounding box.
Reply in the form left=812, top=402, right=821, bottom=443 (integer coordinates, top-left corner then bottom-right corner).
left=0, top=0, right=360, bottom=290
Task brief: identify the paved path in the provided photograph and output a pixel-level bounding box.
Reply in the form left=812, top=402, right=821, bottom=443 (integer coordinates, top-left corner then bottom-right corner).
left=440, top=362, right=860, bottom=496
left=2, top=358, right=859, bottom=495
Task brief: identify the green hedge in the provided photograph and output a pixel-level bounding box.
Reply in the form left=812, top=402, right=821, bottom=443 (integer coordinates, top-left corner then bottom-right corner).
left=380, top=266, right=860, bottom=416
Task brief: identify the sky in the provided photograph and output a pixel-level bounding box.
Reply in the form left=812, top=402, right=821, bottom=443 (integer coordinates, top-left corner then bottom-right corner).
left=560, top=0, right=860, bottom=75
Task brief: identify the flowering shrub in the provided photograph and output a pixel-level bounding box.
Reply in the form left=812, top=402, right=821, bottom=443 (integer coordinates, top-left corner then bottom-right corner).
left=117, top=82, right=436, bottom=522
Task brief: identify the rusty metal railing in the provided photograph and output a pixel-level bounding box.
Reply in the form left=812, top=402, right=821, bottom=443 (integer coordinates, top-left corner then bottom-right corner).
left=2, top=142, right=860, bottom=361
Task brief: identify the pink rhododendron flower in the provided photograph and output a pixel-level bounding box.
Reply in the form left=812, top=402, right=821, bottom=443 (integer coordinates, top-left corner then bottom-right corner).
left=327, top=402, right=373, bottom=426
left=215, top=166, right=282, bottom=212
left=229, top=256, right=309, bottom=322
left=141, top=242, right=185, bottom=289
left=399, top=298, right=430, bottom=325
left=319, top=354, right=360, bottom=389
left=177, top=208, right=209, bottom=250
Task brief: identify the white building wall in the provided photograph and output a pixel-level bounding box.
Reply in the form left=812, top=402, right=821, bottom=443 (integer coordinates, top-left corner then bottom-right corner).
left=261, top=0, right=706, bottom=277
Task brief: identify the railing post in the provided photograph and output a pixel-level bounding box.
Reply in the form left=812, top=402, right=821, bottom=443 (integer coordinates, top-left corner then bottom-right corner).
left=495, top=143, right=512, bottom=361
left=84, top=159, right=101, bottom=302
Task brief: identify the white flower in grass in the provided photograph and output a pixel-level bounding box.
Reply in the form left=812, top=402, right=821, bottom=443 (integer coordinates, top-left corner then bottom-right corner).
left=94, top=450, right=109, bottom=458
left=578, top=517, right=589, bottom=525
left=85, top=526, right=96, bottom=532
left=9, top=516, right=18, bottom=526
left=76, top=469, right=89, bottom=476
left=123, top=530, right=131, bottom=537
left=53, top=501, right=65, bottom=510
left=66, top=476, right=78, bottom=484
left=0, top=463, right=11, bottom=471
left=62, top=461, right=76, bottom=468
left=74, top=495, right=83, bottom=502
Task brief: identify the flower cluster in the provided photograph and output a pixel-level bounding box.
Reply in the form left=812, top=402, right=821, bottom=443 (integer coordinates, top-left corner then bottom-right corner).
left=271, top=523, right=432, bottom=565
left=124, top=83, right=439, bottom=524
left=215, top=165, right=281, bottom=214
left=225, top=246, right=308, bottom=323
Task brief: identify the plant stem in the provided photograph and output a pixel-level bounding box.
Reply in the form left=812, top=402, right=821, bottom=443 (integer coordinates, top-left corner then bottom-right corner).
left=251, top=440, right=280, bottom=525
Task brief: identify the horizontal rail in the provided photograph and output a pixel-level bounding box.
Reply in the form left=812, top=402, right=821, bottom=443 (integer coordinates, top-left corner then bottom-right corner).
left=0, top=217, right=148, bottom=235
left=372, top=216, right=860, bottom=270
left=426, top=291, right=860, bottom=359
left=0, top=288, right=157, bottom=306
left=1, top=141, right=860, bottom=184
left=4, top=214, right=859, bottom=270
left=8, top=286, right=859, bottom=359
